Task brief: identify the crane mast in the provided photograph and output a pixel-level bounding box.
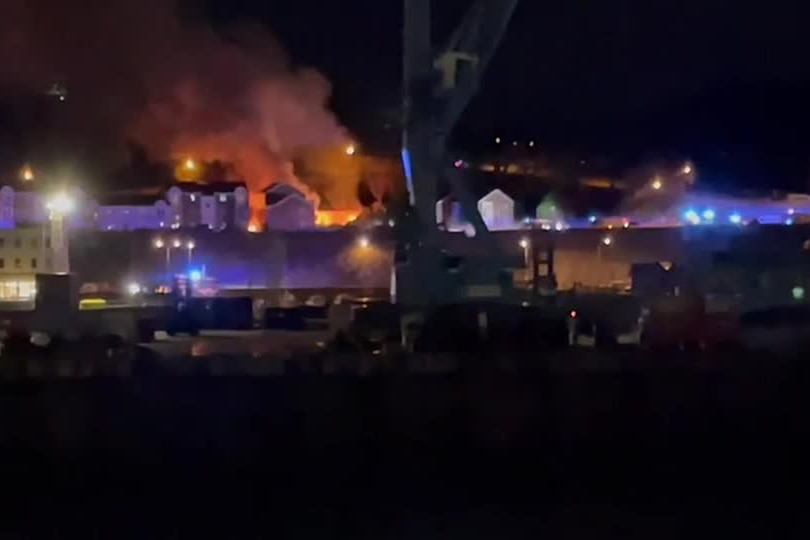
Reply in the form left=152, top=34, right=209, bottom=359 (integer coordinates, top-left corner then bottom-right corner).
left=398, top=0, right=520, bottom=307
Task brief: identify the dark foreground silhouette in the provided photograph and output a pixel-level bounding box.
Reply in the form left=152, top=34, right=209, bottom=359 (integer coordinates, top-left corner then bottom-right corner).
left=1, top=352, right=809, bottom=537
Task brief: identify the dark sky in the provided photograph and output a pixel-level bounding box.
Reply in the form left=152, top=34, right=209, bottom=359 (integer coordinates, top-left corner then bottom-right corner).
left=3, top=0, right=810, bottom=189
left=209, top=1, right=810, bottom=144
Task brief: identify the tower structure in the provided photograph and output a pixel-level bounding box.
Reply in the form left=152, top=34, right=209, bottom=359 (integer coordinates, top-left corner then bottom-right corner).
left=398, top=0, right=520, bottom=306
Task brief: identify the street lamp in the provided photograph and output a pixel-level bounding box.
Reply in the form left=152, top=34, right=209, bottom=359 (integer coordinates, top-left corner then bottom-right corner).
left=186, top=240, right=195, bottom=265
left=46, top=192, right=75, bottom=274
left=651, top=177, right=663, bottom=190
left=184, top=158, right=196, bottom=171
left=154, top=237, right=183, bottom=283
left=597, top=235, right=613, bottom=286
left=345, top=144, right=357, bottom=156
left=358, top=235, right=370, bottom=248
left=519, top=237, right=530, bottom=268
left=46, top=192, right=75, bottom=215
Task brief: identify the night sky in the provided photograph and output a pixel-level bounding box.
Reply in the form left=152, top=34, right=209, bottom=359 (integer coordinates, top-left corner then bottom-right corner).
left=3, top=0, right=810, bottom=189
left=208, top=0, right=810, bottom=188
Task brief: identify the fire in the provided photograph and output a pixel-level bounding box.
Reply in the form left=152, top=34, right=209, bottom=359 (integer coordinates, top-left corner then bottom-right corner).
left=316, top=210, right=360, bottom=227
left=248, top=191, right=267, bottom=231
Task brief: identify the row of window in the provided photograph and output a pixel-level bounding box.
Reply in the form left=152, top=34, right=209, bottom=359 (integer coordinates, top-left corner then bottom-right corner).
left=0, top=257, right=49, bottom=270
left=0, top=237, right=51, bottom=249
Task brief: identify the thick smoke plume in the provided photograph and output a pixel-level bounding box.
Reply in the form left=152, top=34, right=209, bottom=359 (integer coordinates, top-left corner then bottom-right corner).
left=0, top=0, right=350, bottom=214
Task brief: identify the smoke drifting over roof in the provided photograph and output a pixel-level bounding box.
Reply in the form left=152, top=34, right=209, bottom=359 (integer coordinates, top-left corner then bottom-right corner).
left=0, top=0, right=347, bottom=203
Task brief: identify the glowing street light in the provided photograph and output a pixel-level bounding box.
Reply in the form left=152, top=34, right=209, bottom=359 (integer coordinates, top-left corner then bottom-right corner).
left=345, top=144, right=357, bottom=156
left=601, top=235, right=613, bottom=246
left=682, top=163, right=693, bottom=175
left=186, top=240, right=195, bottom=264
left=184, top=158, right=196, bottom=171
left=495, top=137, right=501, bottom=144
left=46, top=192, right=75, bottom=215
left=357, top=235, right=370, bottom=248
left=519, top=238, right=530, bottom=249
left=172, top=238, right=182, bottom=248
left=154, top=238, right=165, bottom=249
left=21, top=165, right=34, bottom=182
left=127, top=282, right=142, bottom=296
left=651, top=177, right=663, bottom=190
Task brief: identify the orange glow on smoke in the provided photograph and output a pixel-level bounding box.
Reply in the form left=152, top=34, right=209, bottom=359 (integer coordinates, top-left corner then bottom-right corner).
left=315, top=210, right=359, bottom=227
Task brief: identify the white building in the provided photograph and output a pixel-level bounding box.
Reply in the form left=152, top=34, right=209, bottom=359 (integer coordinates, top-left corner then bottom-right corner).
left=0, top=182, right=252, bottom=232
left=0, top=225, right=65, bottom=302
left=477, top=189, right=515, bottom=231
left=264, top=183, right=316, bottom=230
left=93, top=195, right=172, bottom=231
left=166, top=183, right=249, bottom=230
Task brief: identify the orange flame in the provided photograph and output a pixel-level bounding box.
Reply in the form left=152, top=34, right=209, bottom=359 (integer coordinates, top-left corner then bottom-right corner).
left=315, top=210, right=360, bottom=227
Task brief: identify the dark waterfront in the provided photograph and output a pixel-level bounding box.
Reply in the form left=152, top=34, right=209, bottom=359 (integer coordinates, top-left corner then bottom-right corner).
left=0, top=351, right=808, bottom=536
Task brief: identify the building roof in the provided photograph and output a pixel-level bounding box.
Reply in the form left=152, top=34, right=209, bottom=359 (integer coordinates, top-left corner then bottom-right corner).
left=170, top=181, right=247, bottom=195
left=94, top=193, right=164, bottom=206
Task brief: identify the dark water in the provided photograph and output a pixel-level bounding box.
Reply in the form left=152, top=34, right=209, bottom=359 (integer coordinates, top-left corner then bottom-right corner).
left=0, top=361, right=808, bottom=537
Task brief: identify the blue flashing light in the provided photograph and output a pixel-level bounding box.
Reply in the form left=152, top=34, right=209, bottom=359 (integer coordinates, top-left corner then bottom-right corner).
left=786, top=217, right=795, bottom=225
left=702, top=209, right=716, bottom=221
left=401, top=148, right=415, bottom=205
left=729, top=213, right=742, bottom=225
left=588, top=214, right=597, bottom=224
left=683, top=209, right=700, bottom=224
left=189, top=270, right=203, bottom=282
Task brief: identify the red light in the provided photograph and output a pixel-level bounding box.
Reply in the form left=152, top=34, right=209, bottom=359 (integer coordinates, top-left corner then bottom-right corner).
left=569, top=310, right=577, bottom=318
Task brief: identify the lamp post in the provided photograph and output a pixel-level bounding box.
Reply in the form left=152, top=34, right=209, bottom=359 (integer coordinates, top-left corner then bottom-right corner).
left=186, top=240, right=195, bottom=265
left=154, top=238, right=175, bottom=283
left=519, top=237, right=530, bottom=268
left=597, top=235, right=613, bottom=286
left=46, top=192, right=75, bottom=274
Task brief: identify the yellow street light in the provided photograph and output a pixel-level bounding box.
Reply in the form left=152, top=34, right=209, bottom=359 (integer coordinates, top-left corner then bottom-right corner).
left=172, top=239, right=182, bottom=249
left=682, top=163, right=692, bottom=175
left=519, top=238, right=530, bottom=249
left=184, top=158, right=196, bottom=171
left=154, top=238, right=165, bottom=249
left=651, top=177, right=663, bottom=190
left=21, top=165, right=34, bottom=182
left=358, top=235, right=370, bottom=248
left=345, top=144, right=357, bottom=156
